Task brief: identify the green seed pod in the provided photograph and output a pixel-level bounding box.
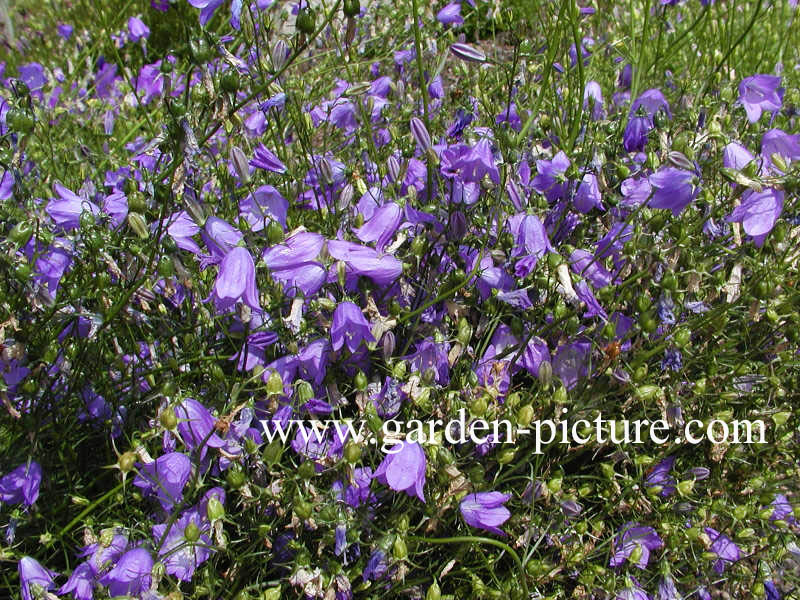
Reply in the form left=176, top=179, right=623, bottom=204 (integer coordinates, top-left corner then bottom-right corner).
left=343, top=0, right=361, bottom=17
left=497, top=448, right=516, bottom=464
left=293, top=496, right=313, bottom=519
left=344, top=441, right=362, bottom=463
left=184, top=522, right=201, bottom=542
left=266, top=220, right=285, bottom=244
left=392, top=536, right=407, bottom=560
left=220, top=70, right=240, bottom=94
left=8, top=220, right=33, bottom=247
left=207, top=497, right=225, bottom=521
left=296, top=8, right=316, bottom=34
left=266, top=371, right=284, bottom=396
left=157, top=255, right=174, bottom=278
left=160, top=408, right=178, bottom=430
left=426, top=580, right=441, bottom=600
left=516, top=405, right=534, bottom=427
left=298, top=460, right=316, bottom=480
left=127, top=212, right=149, bottom=239
left=119, top=451, right=137, bottom=473
left=226, top=467, right=246, bottom=489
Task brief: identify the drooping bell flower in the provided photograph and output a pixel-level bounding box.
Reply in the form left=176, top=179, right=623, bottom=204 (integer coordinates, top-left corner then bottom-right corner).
left=437, top=2, right=464, bottom=25
left=616, top=583, right=651, bottom=600
left=553, top=339, right=592, bottom=390
left=201, top=216, right=244, bottom=265
left=570, top=249, right=612, bottom=288
left=127, top=16, right=150, bottom=42
left=262, top=231, right=327, bottom=297
left=209, top=246, right=261, bottom=312
left=250, top=143, right=287, bottom=174
left=152, top=511, right=213, bottom=581
left=722, top=141, right=757, bottom=171
left=46, top=182, right=100, bottom=230
left=738, top=74, right=782, bottom=123
left=58, top=562, right=95, bottom=600
left=460, top=491, right=511, bottom=535
left=354, top=202, right=402, bottom=251
left=532, top=151, right=570, bottom=202
left=609, top=522, right=664, bottom=569
left=644, top=456, right=676, bottom=497
left=331, top=301, right=375, bottom=353
left=574, top=172, right=603, bottom=213
left=373, top=441, right=426, bottom=502
left=327, top=240, right=403, bottom=288
left=187, top=0, right=242, bottom=29
left=704, top=527, right=741, bottom=573
left=239, top=185, right=288, bottom=231
left=768, top=494, right=797, bottom=525
left=98, top=548, right=153, bottom=597
left=648, top=166, right=698, bottom=216
left=0, top=461, right=42, bottom=506
left=174, top=398, right=226, bottom=458
left=656, top=574, right=680, bottom=600
left=19, top=556, right=59, bottom=600
left=133, top=451, right=192, bottom=510
left=761, top=128, right=800, bottom=172
left=725, top=188, right=783, bottom=247
left=583, top=80, right=605, bottom=120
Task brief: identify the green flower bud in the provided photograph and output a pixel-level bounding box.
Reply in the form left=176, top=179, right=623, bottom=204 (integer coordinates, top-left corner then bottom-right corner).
left=160, top=409, right=178, bottom=430
left=392, top=536, right=408, bottom=560
left=344, top=441, right=362, bottom=463
left=516, top=405, right=534, bottom=428
left=266, top=371, right=284, bottom=396
left=119, top=451, right=137, bottom=473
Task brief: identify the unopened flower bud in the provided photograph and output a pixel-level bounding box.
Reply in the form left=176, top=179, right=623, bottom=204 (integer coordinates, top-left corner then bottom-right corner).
left=207, top=497, right=225, bottom=521
left=410, top=117, right=431, bottom=152
left=266, top=370, right=284, bottom=396
left=450, top=42, right=487, bottom=63
left=127, top=212, right=149, bottom=239
left=230, top=146, right=250, bottom=183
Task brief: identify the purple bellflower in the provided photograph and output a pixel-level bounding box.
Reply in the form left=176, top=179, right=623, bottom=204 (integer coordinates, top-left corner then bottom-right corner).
left=460, top=491, right=512, bottom=535
left=331, top=301, right=375, bottom=353
left=19, top=557, right=58, bottom=600
left=0, top=461, right=42, bottom=506
left=725, top=188, right=783, bottom=247
left=648, top=167, right=698, bottom=216
left=209, top=246, right=261, bottom=312
left=738, top=74, right=782, bottom=123
left=373, top=440, right=426, bottom=502
left=609, top=522, right=664, bottom=569
left=704, top=527, right=741, bottom=573
left=98, top=548, right=153, bottom=597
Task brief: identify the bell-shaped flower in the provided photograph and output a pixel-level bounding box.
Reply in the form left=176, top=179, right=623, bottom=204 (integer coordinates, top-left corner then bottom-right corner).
left=460, top=491, right=511, bottom=535
left=0, top=461, right=42, bottom=506
left=373, top=441, right=426, bottom=502
left=331, top=301, right=375, bottom=353
left=174, top=398, right=226, bottom=458
left=738, top=74, right=782, bottom=123
left=609, top=523, right=664, bottom=569
left=354, top=203, right=402, bottom=251
left=239, top=185, right=288, bottom=232
left=263, top=231, right=327, bottom=297
left=98, top=548, right=153, bottom=597
left=209, top=246, right=261, bottom=312
left=648, top=166, right=698, bottom=216
left=725, top=188, right=783, bottom=247
left=327, top=240, right=403, bottom=288
left=704, top=527, right=741, bottom=573
left=46, top=183, right=100, bottom=230
left=19, top=557, right=58, bottom=600
left=133, top=451, right=192, bottom=510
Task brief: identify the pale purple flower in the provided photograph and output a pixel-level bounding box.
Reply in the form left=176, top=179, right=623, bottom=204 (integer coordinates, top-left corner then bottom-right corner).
left=648, top=167, right=698, bottom=216
left=761, top=128, right=800, bottom=172
left=437, top=2, right=464, bottom=25
left=460, top=491, right=511, bottom=535
left=133, top=452, right=192, bottom=510
left=209, top=246, right=261, bottom=312
left=0, top=461, right=42, bottom=506
left=152, top=511, right=213, bottom=581
left=98, top=548, right=153, bottom=597
left=327, top=240, right=403, bottom=287
left=354, top=202, right=402, bottom=251
left=704, top=527, right=741, bottom=573
left=262, top=231, right=327, bottom=296
left=19, top=557, right=58, bottom=600
left=738, top=74, right=782, bottom=123
left=616, top=584, right=651, bottom=600
left=331, top=301, right=375, bottom=353
left=645, top=456, right=676, bottom=497
left=46, top=183, right=100, bottom=229
left=58, top=562, right=94, bottom=600
left=722, top=141, right=757, bottom=171
left=725, top=188, right=783, bottom=247
left=373, top=441, right=426, bottom=502
left=583, top=80, right=605, bottom=120
left=532, top=151, right=570, bottom=202
left=250, top=144, right=287, bottom=174
left=174, top=398, right=226, bottom=457
left=128, top=16, right=150, bottom=42
left=656, top=574, right=680, bottom=600
left=609, top=522, right=664, bottom=569
left=573, top=173, right=603, bottom=213
left=239, top=185, right=288, bottom=231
